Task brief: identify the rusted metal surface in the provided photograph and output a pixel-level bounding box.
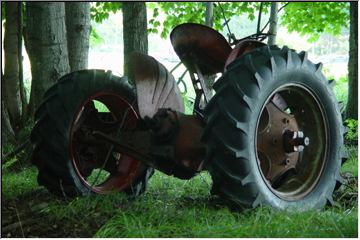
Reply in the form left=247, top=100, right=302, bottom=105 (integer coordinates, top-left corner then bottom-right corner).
left=174, top=112, right=205, bottom=173
left=70, top=93, right=142, bottom=194
left=129, top=52, right=184, bottom=118
left=224, top=40, right=266, bottom=70
left=94, top=109, right=205, bottom=179
left=194, top=64, right=213, bottom=103
left=256, top=85, right=327, bottom=200
left=170, top=23, right=232, bottom=75
left=256, top=95, right=300, bottom=186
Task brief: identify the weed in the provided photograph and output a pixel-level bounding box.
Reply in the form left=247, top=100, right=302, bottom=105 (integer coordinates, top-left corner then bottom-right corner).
left=2, top=167, right=39, bottom=199
left=344, top=118, right=358, bottom=144
left=1, top=146, right=358, bottom=238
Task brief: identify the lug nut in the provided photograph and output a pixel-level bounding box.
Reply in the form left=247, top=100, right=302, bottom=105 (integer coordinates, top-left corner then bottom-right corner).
left=283, top=130, right=310, bottom=153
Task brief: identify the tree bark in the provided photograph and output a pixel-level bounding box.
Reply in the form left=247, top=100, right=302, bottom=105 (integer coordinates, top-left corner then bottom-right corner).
left=205, top=2, right=214, bottom=27
left=2, top=101, right=16, bottom=149
left=267, top=2, right=278, bottom=46
left=24, top=2, right=70, bottom=116
left=346, top=2, right=357, bottom=119
left=122, top=2, right=148, bottom=78
left=65, top=2, right=91, bottom=72
left=18, top=2, right=28, bottom=120
left=4, top=2, right=22, bottom=132
left=1, top=70, right=16, bottom=148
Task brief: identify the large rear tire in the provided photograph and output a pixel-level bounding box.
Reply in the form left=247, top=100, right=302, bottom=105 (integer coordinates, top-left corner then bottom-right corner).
left=203, top=46, right=346, bottom=210
left=30, top=70, right=153, bottom=197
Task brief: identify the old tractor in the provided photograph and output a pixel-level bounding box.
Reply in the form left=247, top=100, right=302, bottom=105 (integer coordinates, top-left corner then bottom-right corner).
left=30, top=23, right=346, bottom=210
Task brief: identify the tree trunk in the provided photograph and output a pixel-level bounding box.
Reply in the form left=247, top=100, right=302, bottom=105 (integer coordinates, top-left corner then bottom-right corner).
left=65, top=2, right=91, bottom=72
left=4, top=2, right=22, bottom=132
left=1, top=70, right=16, bottom=148
left=346, top=2, right=357, bottom=119
left=18, top=2, right=28, bottom=121
left=2, top=101, right=16, bottom=149
left=122, top=2, right=148, bottom=78
left=205, top=2, right=214, bottom=27
left=267, top=2, right=278, bottom=46
left=24, top=2, right=70, bottom=116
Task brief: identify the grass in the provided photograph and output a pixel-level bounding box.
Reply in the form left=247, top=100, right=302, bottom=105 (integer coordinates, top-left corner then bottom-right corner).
left=2, top=167, right=38, bottom=199
left=1, top=149, right=358, bottom=237
left=333, top=76, right=349, bottom=108
left=342, top=146, right=358, bottom=177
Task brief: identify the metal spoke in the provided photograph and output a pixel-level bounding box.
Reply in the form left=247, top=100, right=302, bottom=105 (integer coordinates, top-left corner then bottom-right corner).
left=88, top=100, right=135, bottom=190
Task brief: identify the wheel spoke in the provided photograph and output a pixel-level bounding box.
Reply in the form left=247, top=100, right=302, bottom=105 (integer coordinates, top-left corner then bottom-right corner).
left=257, top=100, right=300, bottom=184
left=271, top=93, right=288, bottom=111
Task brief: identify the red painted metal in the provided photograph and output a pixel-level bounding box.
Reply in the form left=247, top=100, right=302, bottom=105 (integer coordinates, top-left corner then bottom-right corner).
left=69, top=92, right=142, bottom=194
left=224, top=40, right=266, bottom=70
left=256, top=101, right=300, bottom=184
left=129, top=52, right=185, bottom=118
left=170, top=23, right=232, bottom=75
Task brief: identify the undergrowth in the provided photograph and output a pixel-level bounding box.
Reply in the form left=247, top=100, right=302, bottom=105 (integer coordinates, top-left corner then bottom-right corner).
left=2, top=149, right=358, bottom=237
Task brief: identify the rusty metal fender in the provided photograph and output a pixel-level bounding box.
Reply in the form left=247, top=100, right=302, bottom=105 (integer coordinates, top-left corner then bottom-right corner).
left=224, top=40, right=266, bottom=71
left=129, top=52, right=185, bottom=118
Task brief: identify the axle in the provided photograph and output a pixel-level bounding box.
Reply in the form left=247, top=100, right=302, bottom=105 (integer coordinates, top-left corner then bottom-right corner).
left=93, top=109, right=206, bottom=179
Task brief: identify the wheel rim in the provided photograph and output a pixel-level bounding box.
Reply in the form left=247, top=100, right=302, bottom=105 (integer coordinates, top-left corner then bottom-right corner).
left=70, top=92, right=142, bottom=194
left=256, top=84, right=328, bottom=201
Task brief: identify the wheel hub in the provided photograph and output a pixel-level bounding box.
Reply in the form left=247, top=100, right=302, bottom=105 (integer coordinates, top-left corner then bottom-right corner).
left=70, top=93, right=142, bottom=194
left=256, top=96, right=301, bottom=185
left=256, top=85, right=328, bottom=201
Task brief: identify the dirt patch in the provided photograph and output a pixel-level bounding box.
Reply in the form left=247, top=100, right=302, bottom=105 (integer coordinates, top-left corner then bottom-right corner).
left=1, top=189, right=97, bottom=238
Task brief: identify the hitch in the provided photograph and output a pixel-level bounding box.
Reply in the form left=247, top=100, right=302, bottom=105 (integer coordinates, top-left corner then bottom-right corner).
left=93, top=109, right=206, bottom=179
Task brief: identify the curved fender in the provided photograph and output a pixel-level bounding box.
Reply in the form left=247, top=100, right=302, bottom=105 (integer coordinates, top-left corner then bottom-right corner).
left=129, top=52, right=185, bottom=118
left=224, top=40, right=266, bottom=71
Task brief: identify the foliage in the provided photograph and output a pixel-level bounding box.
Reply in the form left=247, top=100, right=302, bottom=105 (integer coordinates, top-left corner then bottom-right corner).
left=90, top=2, right=122, bottom=23
left=88, top=2, right=350, bottom=43
left=344, top=119, right=358, bottom=142
left=341, top=146, right=358, bottom=177
left=90, top=26, right=104, bottom=48
left=181, top=93, right=194, bottom=115
left=331, top=76, right=348, bottom=110
left=281, top=2, right=350, bottom=42
left=148, top=2, right=271, bottom=39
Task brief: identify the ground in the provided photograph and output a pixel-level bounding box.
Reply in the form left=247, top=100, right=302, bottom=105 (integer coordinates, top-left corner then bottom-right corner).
left=1, top=146, right=358, bottom=237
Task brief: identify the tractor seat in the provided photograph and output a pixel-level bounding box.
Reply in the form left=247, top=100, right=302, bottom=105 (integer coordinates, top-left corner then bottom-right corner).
left=170, top=23, right=232, bottom=75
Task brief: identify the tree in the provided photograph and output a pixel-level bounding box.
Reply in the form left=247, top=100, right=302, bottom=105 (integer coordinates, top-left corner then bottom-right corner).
left=148, top=2, right=271, bottom=39
left=280, top=2, right=354, bottom=117
left=280, top=2, right=349, bottom=42
left=205, top=2, right=214, bottom=27
left=346, top=2, right=357, bottom=119
left=122, top=2, right=148, bottom=77
left=65, top=2, right=91, bottom=72
left=3, top=2, right=22, bottom=132
left=24, top=2, right=70, bottom=115
left=1, top=70, right=16, bottom=147
left=267, top=2, right=278, bottom=45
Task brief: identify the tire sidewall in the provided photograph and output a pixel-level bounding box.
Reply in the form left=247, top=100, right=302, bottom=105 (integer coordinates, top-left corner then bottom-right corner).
left=246, top=62, right=342, bottom=210
left=37, top=70, right=147, bottom=196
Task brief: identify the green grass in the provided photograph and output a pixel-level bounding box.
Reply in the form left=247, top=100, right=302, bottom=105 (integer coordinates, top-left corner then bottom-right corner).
left=2, top=150, right=358, bottom=237
left=5, top=170, right=354, bottom=237
left=93, top=100, right=110, bottom=112
left=333, top=76, right=349, bottom=107
left=95, top=203, right=357, bottom=238
left=2, top=167, right=38, bottom=199
left=342, top=146, right=358, bottom=177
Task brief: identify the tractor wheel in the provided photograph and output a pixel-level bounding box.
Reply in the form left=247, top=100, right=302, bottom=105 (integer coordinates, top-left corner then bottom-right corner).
left=30, top=69, right=153, bottom=198
left=203, top=46, right=346, bottom=210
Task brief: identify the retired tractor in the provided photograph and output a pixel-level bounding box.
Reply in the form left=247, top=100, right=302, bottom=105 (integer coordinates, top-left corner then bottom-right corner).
left=30, top=23, right=346, bottom=210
